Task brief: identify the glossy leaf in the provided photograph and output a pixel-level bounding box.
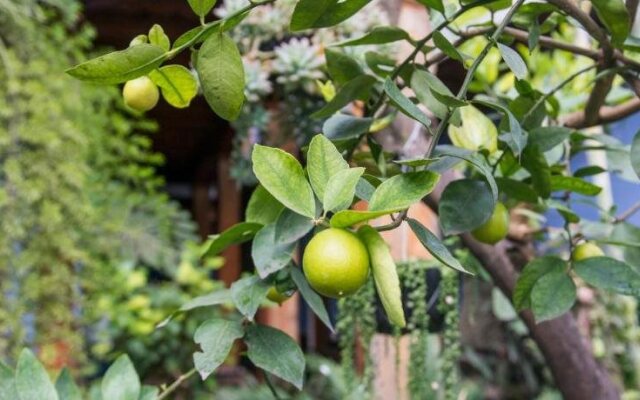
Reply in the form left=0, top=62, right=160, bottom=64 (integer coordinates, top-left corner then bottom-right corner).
left=355, top=177, right=376, bottom=201
left=16, top=349, right=58, bottom=400
left=497, top=43, right=527, bottom=79
left=290, top=0, right=336, bottom=31
left=528, top=126, right=571, bottom=152
left=323, top=168, right=365, bottom=212
left=187, top=0, right=217, bottom=18
left=407, top=218, right=470, bottom=274
left=197, top=33, right=245, bottom=120
left=547, top=200, right=580, bottom=223
left=475, top=99, right=526, bottom=156
left=193, top=319, right=244, bottom=379
left=307, top=135, right=349, bottom=200
left=324, top=49, right=364, bottom=86
left=55, top=369, right=81, bottom=400
left=384, top=78, right=431, bottom=129
left=311, top=75, right=377, bottom=119
left=336, top=26, right=409, bottom=46
left=230, top=275, right=270, bottom=319
left=0, top=361, right=16, bottom=400
left=439, top=179, right=494, bottom=235
left=323, top=114, right=372, bottom=139
left=139, top=386, right=159, bottom=400
left=330, top=209, right=400, bottom=228
left=274, top=209, right=314, bottom=244
left=312, top=0, right=373, bottom=28
left=530, top=270, right=576, bottom=322
left=149, top=65, right=198, bottom=108
left=358, top=226, right=406, bottom=327
left=66, top=44, right=166, bottom=84
left=203, top=222, right=263, bottom=258
left=433, top=31, right=464, bottom=62
left=513, top=256, right=565, bottom=310
left=148, top=24, right=170, bottom=51
left=251, top=224, right=297, bottom=278
left=574, top=165, right=606, bottom=178
left=574, top=256, right=640, bottom=296
left=434, top=145, right=498, bottom=202
left=252, top=145, right=316, bottom=218
left=522, top=144, right=551, bottom=198
left=289, top=267, right=334, bottom=332
left=411, top=69, right=466, bottom=108
left=369, top=171, right=439, bottom=211
left=245, top=185, right=285, bottom=226
left=411, top=69, right=448, bottom=119
left=495, top=178, right=538, bottom=203
left=102, top=355, right=140, bottom=400
left=245, top=325, right=305, bottom=389
left=550, top=176, right=602, bottom=196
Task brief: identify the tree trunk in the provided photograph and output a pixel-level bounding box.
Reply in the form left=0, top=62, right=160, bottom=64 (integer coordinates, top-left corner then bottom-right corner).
left=426, top=171, right=620, bottom=400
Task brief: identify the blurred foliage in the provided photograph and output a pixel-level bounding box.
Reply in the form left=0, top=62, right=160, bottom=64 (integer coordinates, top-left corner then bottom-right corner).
left=218, top=0, right=391, bottom=184
left=0, top=0, right=213, bottom=381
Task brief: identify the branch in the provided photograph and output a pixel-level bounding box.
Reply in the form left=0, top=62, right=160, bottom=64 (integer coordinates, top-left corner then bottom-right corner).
left=461, top=26, right=640, bottom=70
left=561, top=97, right=640, bottom=128
left=628, top=0, right=639, bottom=27
left=546, top=0, right=612, bottom=56
left=583, top=72, right=615, bottom=126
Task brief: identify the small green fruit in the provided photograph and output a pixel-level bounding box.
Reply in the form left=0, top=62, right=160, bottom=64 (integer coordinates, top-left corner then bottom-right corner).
left=266, top=287, right=292, bottom=305
left=123, top=76, right=159, bottom=112
left=471, top=202, right=509, bottom=244
left=302, top=228, right=370, bottom=298
left=572, top=242, right=604, bottom=261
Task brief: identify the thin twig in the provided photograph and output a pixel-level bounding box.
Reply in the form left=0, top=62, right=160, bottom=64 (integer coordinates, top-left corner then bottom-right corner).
left=561, top=97, right=640, bottom=128
left=157, top=368, right=197, bottom=400
left=521, top=64, right=597, bottom=125
left=614, top=201, right=640, bottom=223
left=375, top=210, right=409, bottom=231
left=264, top=371, right=284, bottom=400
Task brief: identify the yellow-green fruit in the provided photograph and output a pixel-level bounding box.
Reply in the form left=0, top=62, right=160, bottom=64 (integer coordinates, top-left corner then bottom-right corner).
left=266, top=287, right=292, bottom=305
left=302, top=228, right=370, bottom=298
left=471, top=202, right=510, bottom=244
left=358, top=225, right=406, bottom=327
left=572, top=242, right=604, bottom=261
left=123, top=76, right=159, bottom=112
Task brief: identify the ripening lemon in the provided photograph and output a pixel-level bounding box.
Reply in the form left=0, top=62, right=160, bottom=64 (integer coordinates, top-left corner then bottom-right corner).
left=302, top=228, right=370, bottom=298
left=123, top=76, right=159, bottom=112
left=572, top=242, right=604, bottom=261
left=266, top=286, right=292, bottom=305
left=471, top=202, right=510, bottom=244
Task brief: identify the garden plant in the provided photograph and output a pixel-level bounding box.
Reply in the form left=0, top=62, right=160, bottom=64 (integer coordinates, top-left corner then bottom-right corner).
left=3, top=0, right=640, bottom=399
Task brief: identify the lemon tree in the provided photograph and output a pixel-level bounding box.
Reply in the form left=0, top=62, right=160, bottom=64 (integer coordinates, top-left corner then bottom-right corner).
left=65, top=0, right=640, bottom=398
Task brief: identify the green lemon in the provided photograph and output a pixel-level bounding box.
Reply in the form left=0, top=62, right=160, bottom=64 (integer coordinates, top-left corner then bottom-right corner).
left=123, top=76, right=159, bottom=112
left=302, top=228, right=370, bottom=298
left=572, top=242, right=604, bottom=261
left=471, top=202, right=509, bottom=244
left=266, top=286, right=292, bottom=305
